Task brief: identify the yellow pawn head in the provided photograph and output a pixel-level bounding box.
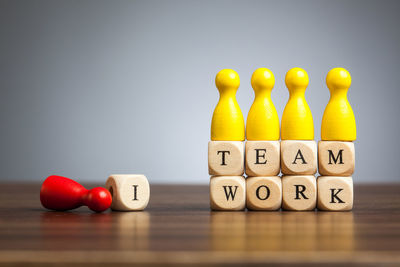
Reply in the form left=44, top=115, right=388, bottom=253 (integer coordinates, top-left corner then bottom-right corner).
left=321, top=68, right=356, bottom=141
left=246, top=68, right=279, bottom=140
left=211, top=69, right=245, bottom=141
left=281, top=68, right=314, bottom=140
left=215, top=69, right=240, bottom=92
left=326, top=67, right=352, bottom=92
left=285, top=67, right=309, bottom=93
left=251, top=68, right=275, bottom=93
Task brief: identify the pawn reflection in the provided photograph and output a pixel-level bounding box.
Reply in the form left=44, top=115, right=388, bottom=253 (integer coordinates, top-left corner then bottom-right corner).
left=317, top=212, right=354, bottom=250
left=280, top=212, right=318, bottom=251
left=246, top=212, right=283, bottom=251
left=113, top=211, right=150, bottom=250
left=40, top=211, right=113, bottom=250
left=210, top=212, right=246, bottom=251
left=210, top=211, right=354, bottom=252
left=40, top=210, right=150, bottom=251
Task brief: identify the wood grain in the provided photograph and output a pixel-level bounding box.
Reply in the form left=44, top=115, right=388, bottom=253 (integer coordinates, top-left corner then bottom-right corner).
left=0, top=183, right=400, bottom=266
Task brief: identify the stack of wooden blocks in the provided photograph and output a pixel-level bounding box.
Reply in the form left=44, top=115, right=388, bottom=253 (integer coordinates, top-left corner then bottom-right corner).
left=209, top=67, right=356, bottom=211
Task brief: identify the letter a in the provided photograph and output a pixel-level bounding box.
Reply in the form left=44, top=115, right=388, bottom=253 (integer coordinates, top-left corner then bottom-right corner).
left=292, top=149, right=307, bottom=164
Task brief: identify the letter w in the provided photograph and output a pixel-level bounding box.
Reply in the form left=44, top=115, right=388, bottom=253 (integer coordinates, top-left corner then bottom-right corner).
left=223, top=186, right=238, bottom=201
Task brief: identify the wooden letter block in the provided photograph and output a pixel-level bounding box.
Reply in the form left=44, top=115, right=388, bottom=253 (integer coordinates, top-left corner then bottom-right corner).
left=281, top=140, right=317, bottom=175
left=246, top=176, right=282, bottom=211
left=318, top=141, right=355, bottom=176
left=106, top=174, right=150, bottom=211
left=208, top=141, right=244, bottom=176
left=245, top=141, right=280, bottom=176
left=210, top=176, right=245, bottom=211
left=282, top=175, right=316, bottom=211
left=317, top=176, right=353, bottom=211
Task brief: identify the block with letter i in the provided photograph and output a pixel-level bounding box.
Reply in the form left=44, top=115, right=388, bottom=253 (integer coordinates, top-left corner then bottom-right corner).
left=245, top=68, right=281, bottom=210
left=281, top=68, right=317, bottom=211
left=209, top=69, right=245, bottom=211
left=317, top=68, right=356, bottom=211
left=106, top=174, right=150, bottom=211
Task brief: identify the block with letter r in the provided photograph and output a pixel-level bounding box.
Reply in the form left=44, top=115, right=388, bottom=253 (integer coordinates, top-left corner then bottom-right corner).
left=282, top=175, right=316, bottom=211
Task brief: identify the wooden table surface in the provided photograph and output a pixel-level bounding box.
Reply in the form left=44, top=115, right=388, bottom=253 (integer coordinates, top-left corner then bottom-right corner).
left=0, top=183, right=400, bottom=266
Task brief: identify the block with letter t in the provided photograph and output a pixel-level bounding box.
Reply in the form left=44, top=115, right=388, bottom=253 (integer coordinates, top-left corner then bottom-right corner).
left=208, top=141, right=244, bottom=176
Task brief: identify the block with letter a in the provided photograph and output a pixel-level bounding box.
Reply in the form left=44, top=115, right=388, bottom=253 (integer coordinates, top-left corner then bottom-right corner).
left=281, top=140, right=317, bottom=175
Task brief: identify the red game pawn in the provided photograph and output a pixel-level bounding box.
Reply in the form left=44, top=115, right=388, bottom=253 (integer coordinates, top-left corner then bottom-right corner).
left=40, top=175, right=112, bottom=212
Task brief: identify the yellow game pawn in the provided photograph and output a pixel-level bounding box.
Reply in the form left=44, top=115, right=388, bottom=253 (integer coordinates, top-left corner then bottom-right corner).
left=211, top=69, right=245, bottom=141
left=246, top=68, right=279, bottom=140
left=321, top=68, right=356, bottom=141
left=245, top=68, right=280, bottom=177
left=281, top=68, right=314, bottom=140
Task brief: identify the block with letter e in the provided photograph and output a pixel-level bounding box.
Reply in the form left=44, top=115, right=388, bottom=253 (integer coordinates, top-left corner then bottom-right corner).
left=208, top=141, right=244, bottom=176
left=245, top=141, right=280, bottom=176
left=210, top=176, right=245, bottom=211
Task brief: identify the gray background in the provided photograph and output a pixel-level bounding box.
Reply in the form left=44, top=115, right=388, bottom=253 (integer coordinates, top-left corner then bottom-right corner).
left=0, top=0, right=399, bottom=184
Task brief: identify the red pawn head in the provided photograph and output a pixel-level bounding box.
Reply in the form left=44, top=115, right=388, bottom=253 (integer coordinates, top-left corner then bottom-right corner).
left=40, top=175, right=112, bottom=212
left=83, top=187, right=112, bottom=212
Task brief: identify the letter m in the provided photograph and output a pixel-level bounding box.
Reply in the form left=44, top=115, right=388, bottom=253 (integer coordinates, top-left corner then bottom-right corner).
left=328, top=149, right=344, bottom=165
